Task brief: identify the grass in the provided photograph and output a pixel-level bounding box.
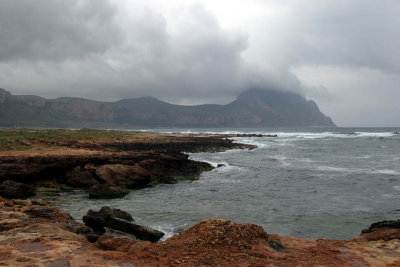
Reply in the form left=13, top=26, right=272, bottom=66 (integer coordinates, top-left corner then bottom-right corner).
left=0, top=128, right=153, bottom=151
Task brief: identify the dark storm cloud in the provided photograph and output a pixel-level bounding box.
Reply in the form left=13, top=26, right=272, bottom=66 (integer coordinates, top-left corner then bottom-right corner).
left=0, top=0, right=122, bottom=61
left=0, top=1, right=252, bottom=103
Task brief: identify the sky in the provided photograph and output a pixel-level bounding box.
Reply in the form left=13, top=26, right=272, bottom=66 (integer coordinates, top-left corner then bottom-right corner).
left=0, top=0, right=399, bottom=126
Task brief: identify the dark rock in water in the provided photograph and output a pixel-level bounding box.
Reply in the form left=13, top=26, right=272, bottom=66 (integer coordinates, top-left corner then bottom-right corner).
left=0, top=180, right=36, bottom=199
left=96, top=206, right=134, bottom=222
left=88, top=184, right=128, bottom=199
left=217, top=164, right=225, bottom=168
left=361, top=219, right=400, bottom=234
left=83, top=207, right=164, bottom=242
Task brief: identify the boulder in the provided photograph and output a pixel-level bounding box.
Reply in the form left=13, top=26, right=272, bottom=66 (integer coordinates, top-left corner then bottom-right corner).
left=83, top=207, right=164, bottom=242
left=0, top=180, right=36, bottom=199
left=95, top=164, right=150, bottom=188
left=88, top=184, right=128, bottom=199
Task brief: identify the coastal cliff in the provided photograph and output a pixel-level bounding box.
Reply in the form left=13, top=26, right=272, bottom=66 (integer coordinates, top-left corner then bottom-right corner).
left=0, top=88, right=335, bottom=127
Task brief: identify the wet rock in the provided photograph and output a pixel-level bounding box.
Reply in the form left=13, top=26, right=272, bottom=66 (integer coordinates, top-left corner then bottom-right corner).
left=88, top=184, right=128, bottom=199
left=83, top=207, right=164, bottom=242
left=361, top=219, right=400, bottom=234
left=95, top=206, right=134, bottom=222
left=0, top=180, right=36, bottom=199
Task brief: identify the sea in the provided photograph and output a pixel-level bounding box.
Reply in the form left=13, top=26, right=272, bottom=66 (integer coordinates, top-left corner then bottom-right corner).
left=43, top=127, right=400, bottom=240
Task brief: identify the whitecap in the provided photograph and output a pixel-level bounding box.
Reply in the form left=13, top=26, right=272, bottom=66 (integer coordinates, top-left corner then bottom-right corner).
left=355, top=132, right=395, bottom=138
left=372, top=169, right=400, bottom=175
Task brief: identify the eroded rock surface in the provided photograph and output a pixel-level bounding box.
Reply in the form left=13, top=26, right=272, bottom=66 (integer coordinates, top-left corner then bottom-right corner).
left=1, top=198, right=400, bottom=266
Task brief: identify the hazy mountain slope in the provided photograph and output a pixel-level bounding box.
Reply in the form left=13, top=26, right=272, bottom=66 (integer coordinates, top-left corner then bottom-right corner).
left=0, top=88, right=335, bottom=127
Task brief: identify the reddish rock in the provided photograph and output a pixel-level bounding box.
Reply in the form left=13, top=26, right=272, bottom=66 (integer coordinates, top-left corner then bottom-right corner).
left=95, top=164, right=150, bottom=188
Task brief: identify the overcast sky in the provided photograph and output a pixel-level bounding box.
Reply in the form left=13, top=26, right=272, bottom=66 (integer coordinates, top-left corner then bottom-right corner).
left=0, top=0, right=399, bottom=126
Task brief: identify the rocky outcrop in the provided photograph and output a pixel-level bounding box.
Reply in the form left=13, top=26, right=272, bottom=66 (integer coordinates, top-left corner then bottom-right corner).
left=83, top=207, right=164, bottom=242
left=88, top=184, right=128, bottom=199
left=0, top=180, right=36, bottom=198
left=362, top=219, right=400, bottom=234
left=0, top=135, right=245, bottom=193
left=0, top=198, right=400, bottom=266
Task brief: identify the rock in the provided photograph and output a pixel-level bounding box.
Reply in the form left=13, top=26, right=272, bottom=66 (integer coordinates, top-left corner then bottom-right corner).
left=24, top=207, right=56, bottom=218
left=88, top=184, right=128, bottom=199
left=96, top=206, right=134, bottom=222
left=361, top=219, right=400, bottom=234
left=83, top=207, right=164, bottom=242
left=64, top=164, right=98, bottom=188
left=0, top=180, right=36, bottom=199
left=66, top=221, right=99, bottom=243
left=95, top=164, right=150, bottom=188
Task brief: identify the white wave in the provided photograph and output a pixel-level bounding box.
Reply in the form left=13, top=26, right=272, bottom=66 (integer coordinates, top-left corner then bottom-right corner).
left=381, top=193, right=397, bottom=199
left=231, top=138, right=269, bottom=148
left=317, top=166, right=353, bottom=173
left=372, top=169, right=400, bottom=175
left=355, top=132, right=396, bottom=138
left=392, top=186, right=400, bottom=191
left=151, top=223, right=187, bottom=241
left=316, top=165, right=400, bottom=176
left=272, top=132, right=354, bottom=139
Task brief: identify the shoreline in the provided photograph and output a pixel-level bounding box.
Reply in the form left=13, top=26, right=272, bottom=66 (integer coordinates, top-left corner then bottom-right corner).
left=0, top=129, right=399, bottom=266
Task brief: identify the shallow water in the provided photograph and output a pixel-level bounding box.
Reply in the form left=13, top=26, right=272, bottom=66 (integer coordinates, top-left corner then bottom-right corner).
left=42, top=127, right=400, bottom=240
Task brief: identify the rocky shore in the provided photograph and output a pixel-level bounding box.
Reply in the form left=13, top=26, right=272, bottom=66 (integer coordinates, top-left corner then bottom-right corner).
left=0, top=197, right=399, bottom=266
left=0, top=130, right=254, bottom=198
left=0, top=129, right=399, bottom=266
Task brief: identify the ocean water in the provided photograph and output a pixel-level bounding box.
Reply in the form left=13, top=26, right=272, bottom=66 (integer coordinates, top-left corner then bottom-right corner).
left=44, top=127, right=400, bottom=240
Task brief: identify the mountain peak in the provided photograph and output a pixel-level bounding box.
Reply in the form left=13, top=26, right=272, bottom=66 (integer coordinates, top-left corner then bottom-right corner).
left=0, top=88, right=335, bottom=127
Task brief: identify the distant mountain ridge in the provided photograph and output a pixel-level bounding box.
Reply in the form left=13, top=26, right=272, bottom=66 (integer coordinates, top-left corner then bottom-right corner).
left=0, top=88, right=335, bottom=128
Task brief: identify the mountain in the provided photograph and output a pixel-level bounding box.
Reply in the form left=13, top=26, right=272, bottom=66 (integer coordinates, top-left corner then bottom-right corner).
left=0, top=88, right=335, bottom=128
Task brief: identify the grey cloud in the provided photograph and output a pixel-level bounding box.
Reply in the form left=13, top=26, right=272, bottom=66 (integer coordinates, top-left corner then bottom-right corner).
left=256, top=0, right=400, bottom=73
left=0, top=1, right=252, bottom=104
left=0, top=0, right=122, bottom=62
left=0, top=0, right=399, bottom=126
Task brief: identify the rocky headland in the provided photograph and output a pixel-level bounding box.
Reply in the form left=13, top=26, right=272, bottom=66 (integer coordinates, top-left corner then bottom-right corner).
left=0, top=129, right=399, bottom=266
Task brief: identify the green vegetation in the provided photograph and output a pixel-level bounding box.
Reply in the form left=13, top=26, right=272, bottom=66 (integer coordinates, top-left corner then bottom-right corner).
left=0, top=128, right=152, bottom=151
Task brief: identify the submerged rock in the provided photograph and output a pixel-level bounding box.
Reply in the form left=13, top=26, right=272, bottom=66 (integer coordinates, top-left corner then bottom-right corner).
left=88, top=184, right=128, bottom=199
left=83, top=206, right=164, bottom=242
left=0, top=180, right=36, bottom=199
